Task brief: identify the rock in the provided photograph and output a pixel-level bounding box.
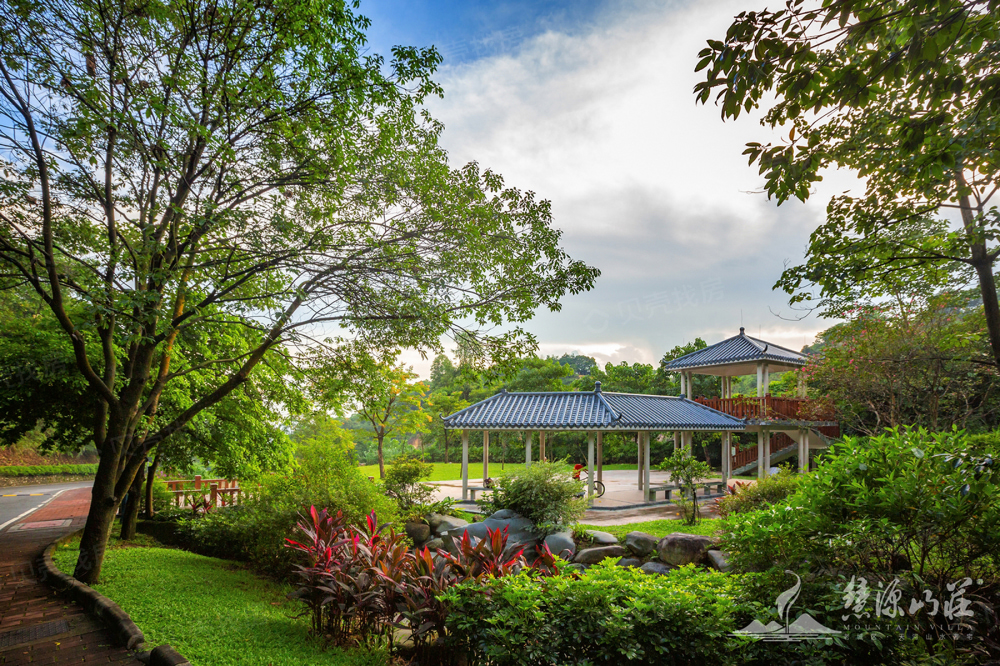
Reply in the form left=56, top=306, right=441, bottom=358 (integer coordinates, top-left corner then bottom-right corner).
left=573, top=545, right=626, bottom=564
left=616, top=557, right=642, bottom=568
left=707, top=550, right=731, bottom=573
left=543, top=531, right=576, bottom=558
left=566, top=563, right=589, bottom=574
left=639, top=561, right=675, bottom=575
left=488, top=509, right=519, bottom=520
left=424, top=538, right=445, bottom=551
left=624, top=531, right=659, bottom=557
left=656, top=533, right=719, bottom=566
left=405, top=521, right=431, bottom=544
left=430, top=514, right=468, bottom=535
left=585, top=530, right=619, bottom=546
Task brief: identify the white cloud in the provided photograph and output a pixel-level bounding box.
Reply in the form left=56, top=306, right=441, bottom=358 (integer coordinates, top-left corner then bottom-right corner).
left=407, top=0, right=856, bottom=379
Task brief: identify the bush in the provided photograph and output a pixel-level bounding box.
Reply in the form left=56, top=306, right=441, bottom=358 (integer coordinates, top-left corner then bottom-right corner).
left=658, top=449, right=713, bottom=524
left=176, top=435, right=396, bottom=577
left=477, top=461, right=586, bottom=534
left=0, top=463, right=98, bottom=476
left=714, top=466, right=799, bottom=518
left=383, top=454, right=434, bottom=518
left=442, top=563, right=903, bottom=665
left=721, top=428, right=1000, bottom=662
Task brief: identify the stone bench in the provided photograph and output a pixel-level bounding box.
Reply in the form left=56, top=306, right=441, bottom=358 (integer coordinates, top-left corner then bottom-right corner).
left=467, top=486, right=488, bottom=501
left=646, top=482, right=726, bottom=502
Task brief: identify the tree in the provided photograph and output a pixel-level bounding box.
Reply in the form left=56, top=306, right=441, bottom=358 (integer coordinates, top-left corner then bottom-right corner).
left=504, top=356, right=572, bottom=392
left=554, top=353, right=597, bottom=377
left=576, top=361, right=657, bottom=393
left=656, top=338, right=713, bottom=395
left=805, top=291, right=999, bottom=434
left=0, top=0, right=597, bottom=583
left=318, top=353, right=432, bottom=479
left=659, top=449, right=713, bottom=525
left=696, top=1, right=1000, bottom=366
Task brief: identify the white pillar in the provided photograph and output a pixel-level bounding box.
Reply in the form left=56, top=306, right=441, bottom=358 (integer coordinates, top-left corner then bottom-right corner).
left=539, top=431, right=546, bottom=462
left=764, top=429, right=771, bottom=476
left=679, top=372, right=686, bottom=397
left=684, top=431, right=692, bottom=452
left=525, top=431, right=532, bottom=467
left=763, top=363, right=770, bottom=397
left=461, top=430, right=470, bottom=500
left=587, top=432, right=595, bottom=497
left=597, top=432, right=603, bottom=483
left=756, top=362, right=764, bottom=398
left=637, top=433, right=644, bottom=490
left=757, top=430, right=765, bottom=480
left=643, top=432, right=651, bottom=500
left=799, top=429, right=808, bottom=473
left=687, top=372, right=694, bottom=400
left=483, top=431, right=490, bottom=481
left=797, top=372, right=806, bottom=398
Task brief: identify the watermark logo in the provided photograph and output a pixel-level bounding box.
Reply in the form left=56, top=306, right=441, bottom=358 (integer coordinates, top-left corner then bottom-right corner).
left=731, top=571, right=842, bottom=642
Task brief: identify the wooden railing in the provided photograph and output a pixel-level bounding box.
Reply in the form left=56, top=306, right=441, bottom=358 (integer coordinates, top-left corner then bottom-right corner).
left=165, top=475, right=242, bottom=508
left=695, top=396, right=836, bottom=421
left=730, top=432, right=797, bottom=471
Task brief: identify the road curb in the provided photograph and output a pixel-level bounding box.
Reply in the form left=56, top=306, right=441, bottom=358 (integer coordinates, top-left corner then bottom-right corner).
left=36, top=530, right=191, bottom=664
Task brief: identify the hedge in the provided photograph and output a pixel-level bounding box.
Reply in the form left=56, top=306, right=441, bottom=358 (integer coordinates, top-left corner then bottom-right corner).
left=0, top=464, right=99, bottom=477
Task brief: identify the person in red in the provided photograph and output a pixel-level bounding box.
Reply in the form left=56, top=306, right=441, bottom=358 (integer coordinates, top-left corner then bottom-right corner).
left=572, top=463, right=585, bottom=480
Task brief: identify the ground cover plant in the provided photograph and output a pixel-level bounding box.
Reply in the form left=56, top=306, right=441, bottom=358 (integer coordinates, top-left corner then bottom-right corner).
left=0, top=463, right=98, bottom=477
left=52, top=535, right=384, bottom=666
left=714, top=467, right=799, bottom=518
left=577, top=518, right=723, bottom=541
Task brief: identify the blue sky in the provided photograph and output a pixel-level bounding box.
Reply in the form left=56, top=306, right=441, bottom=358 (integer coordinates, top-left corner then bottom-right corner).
left=357, top=1, right=853, bottom=377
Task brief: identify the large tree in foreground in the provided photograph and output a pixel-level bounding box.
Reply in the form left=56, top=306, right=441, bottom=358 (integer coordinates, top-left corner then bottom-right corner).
left=0, top=0, right=598, bottom=583
left=696, top=0, right=1000, bottom=365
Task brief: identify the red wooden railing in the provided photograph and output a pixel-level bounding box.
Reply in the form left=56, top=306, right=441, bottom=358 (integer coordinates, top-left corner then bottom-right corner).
left=695, top=396, right=836, bottom=421
left=165, top=475, right=243, bottom=507
left=730, top=432, right=796, bottom=470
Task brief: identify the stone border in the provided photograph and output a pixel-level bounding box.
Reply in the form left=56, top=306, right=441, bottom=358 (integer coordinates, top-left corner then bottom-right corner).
left=35, top=530, right=192, bottom=666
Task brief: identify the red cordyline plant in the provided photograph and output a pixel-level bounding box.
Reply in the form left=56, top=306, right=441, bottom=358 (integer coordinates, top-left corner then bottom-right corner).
left=285, top=507, right=563, bottom=657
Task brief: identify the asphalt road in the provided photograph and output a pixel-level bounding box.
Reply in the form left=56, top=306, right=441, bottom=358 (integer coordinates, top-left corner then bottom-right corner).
left=0, top=480, right=93, bottom=532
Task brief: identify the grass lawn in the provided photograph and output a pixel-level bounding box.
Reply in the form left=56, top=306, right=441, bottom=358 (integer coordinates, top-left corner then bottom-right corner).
left=359, top=461, right=640, bottom=481
left=578, top=517, right=724, bottom=541
left=52, top=535, right=385, bottom=666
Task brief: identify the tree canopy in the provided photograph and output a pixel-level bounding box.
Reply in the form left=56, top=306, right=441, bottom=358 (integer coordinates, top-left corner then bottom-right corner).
left=696, top=0, right=1000, bottom=366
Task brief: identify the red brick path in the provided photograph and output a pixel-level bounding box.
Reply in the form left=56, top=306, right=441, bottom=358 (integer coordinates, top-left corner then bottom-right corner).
left=0, top=488, right=141, bottom=664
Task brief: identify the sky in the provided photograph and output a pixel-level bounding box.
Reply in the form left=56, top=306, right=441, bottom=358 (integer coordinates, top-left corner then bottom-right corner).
left=360, top=0, right=858, bottom=378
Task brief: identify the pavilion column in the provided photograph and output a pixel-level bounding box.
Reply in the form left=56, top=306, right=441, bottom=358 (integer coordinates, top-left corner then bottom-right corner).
left=673, top=431, right=679, bottom=452
left=643, top=432, right=651, bottom=500
left=764, top=429, right=771, bottom=476
left=799, top=429, right=808, bottom=473
left=797, top=372, right=806, bottom=398
left=597, top=432, right=604, bottom=483
left=763, top=363, right=770, bottom=397
left=525, top=431, right=533, bottom=467
left=721, top=431, right=730, bottom=486
left=756, top=362, right=764, bottom=398
left=539, top=431, right=546, bottom=462
left=637, top=433, right=644, bottom=490
left=679, top=372, right=686, bottom=397
left=757, top=429, right=765, bottom=480
left=461, top=430, right=470, bottom=500
left=686, top=372, right=694, bottom=400
left=483, top=431, right=490, bottom=481
left=587, top=432, right=595, bottom=498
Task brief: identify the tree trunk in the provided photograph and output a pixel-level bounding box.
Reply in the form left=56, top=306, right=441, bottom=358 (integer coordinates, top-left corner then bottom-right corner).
left=144, top=449, right=161, bottom=519
left=377, top=432, right=385, bottom=479
left=120, top=462, right=144, bottom=541
left=73, top=451, right=122, bottom=584
left=972, top=258, right=1000, bottom=367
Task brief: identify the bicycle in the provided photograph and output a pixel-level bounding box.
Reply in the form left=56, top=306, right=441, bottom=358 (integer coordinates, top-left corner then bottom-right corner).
left=572, top=466, right=606, bottom=498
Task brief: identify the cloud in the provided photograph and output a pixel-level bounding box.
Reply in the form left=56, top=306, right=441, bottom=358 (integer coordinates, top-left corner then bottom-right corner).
left=407, top=0, right=851, bottom=379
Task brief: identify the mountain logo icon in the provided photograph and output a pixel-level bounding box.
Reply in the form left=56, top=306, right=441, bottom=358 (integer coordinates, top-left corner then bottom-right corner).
left=730, top=571, right=842, bottom=642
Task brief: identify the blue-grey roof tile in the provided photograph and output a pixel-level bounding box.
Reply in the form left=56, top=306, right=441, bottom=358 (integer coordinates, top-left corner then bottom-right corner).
left=661, top=327, right=807, bottom=371
left=442, top=384, right=744, bottom=431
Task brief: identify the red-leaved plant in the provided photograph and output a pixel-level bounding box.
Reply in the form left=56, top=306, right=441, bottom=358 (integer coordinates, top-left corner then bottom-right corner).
left=285, top=507, right=562, bottom=658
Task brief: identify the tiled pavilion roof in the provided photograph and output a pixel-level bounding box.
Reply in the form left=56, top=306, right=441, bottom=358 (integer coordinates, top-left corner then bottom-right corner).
left=660, top=327, right=807, bottom=374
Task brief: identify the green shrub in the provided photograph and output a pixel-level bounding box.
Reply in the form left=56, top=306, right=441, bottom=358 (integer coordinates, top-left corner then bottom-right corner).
left=658, top=449, right=713, bottom=524
left=477, top=461, right=586, bottom=534
left=176, top=436, right=396, bottom=578
left=714, top=467, right=799, bottom=518
left=0, top=463, right=98, bottom=477
left=383, top=454, right=434, bottom=518
left=149, top=478, right=176, bottom=513
left=442, top=563, right=903, bottom=665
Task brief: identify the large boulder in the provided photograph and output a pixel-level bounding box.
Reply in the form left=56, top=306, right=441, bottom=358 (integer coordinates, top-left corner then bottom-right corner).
left=656, top=533, right=718, bottom=566
left=442, top=514, right=540, bottom=555
left=573, top=545, right=626, bottom=564
left=423, top=538, right=445, bottom=551
left=639, top=561, right=675, bottom=575
left=428, top=513, right=468, bottom=535
left=707, top=550, right=732, bottom=573
left=624, top=531, right=659, bottom=557
left=488, top=509, right=520, bottom=520
left=585, top=530, right=619, bottom=546
left=405, top=521, right=431, bottom=545
left=616, top=557, right=642, bottom=568
left=543, top=531, right=576, bottom=559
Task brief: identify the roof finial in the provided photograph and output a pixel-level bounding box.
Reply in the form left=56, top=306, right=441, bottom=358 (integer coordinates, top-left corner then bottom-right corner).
left=594, top=380, right=602, bottom=393
left=739, top=326, right=745, bottom=335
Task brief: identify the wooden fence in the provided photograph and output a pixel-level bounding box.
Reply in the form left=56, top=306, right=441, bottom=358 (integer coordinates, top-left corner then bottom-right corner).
left=165, top=476, right=243, bottom=508
left=694, top=396, right=837, bottom=421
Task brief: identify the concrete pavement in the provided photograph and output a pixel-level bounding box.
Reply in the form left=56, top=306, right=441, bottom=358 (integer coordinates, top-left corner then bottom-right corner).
left=0, top=482, right=93, bottom=535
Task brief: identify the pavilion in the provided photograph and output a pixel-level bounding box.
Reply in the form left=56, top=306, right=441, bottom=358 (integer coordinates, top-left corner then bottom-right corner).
left=661, top=327, right=839, bottom=478
left=441, top=382, right=744, bottom=502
